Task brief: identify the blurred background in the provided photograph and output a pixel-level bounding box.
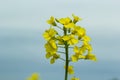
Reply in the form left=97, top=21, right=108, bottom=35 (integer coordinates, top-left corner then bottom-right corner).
left=0, top=0, right=120, bottom=80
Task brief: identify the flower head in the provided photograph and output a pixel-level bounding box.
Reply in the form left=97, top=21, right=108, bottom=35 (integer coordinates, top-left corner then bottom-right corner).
left=64, top=65, right=74, bottom=75
left=45, top=39, right=57, bottom=54
left=72, top=14, right=82, bottom=23
left=71, top=46, right=86, bottom=62
left=62, top=35, right=78, bottom=45
left=72, top=26, right=86, bottom=38
left=27, top=73, right=39, bottom=80
left=64, top=23, right=75, bottom=29
left=47, top=16, right=56, bottom=26
left=85, top=53, right=97, bottom=61
left=71, top=77, right=80, bottom=80
left=59, top=17, right=71, bottom=25
left=43, top=28, right=57, bottom=41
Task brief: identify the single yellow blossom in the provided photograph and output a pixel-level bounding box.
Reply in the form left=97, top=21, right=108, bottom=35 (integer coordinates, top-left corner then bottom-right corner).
left=72, top=14, right=82, bottom=23
left=59, top=17, right=71, bottom=25
left=72, top=26, right=86, bottom=38
left=74, top=46, right=85, bottom=55
left=43, top=28, right=57, bottom=41
left=74, top=46, right=84, bottom=55
left=71, top=55, right=78, bottom=62
left=82, top=35, right=91, bottom=42
left=56, top=36, right=64, bottom=45
left=50, top=58, right=55, bottom=64
left=27, top=73, right=39, bottom=80
left=45, top=52, right=52, bottom=59
left=71, top=46, right=86, bottom=62
left=53, top=53, right=60, bottom=59
left=79, top=46, right=86, bottom=54
left=71, top=53, right=85, bottom=62
left=73, top=46, right=79, bottom=53
left=64, top=23, right=75, bottom=28
left=47, top=16, right=56, bottom=26
left=71, top=77, right=80, bottom=80
left=45, top=40, right=57, bottom=54
left=64, top=65, right=74, bottom=74
left=85, top=53, right=97, bottom=61
left=68, top=65, right=74, bottom=74
left=83, top=43, right=92, bottom=52
left=50, top=54, right=60, bottom=64
left=62, top=35, right=78, bottom=45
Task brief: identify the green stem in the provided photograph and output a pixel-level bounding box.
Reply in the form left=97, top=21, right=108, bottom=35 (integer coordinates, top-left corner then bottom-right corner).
left=63, top=27, right=69, bottom=80
left=65, top=43, right=69, bottom=80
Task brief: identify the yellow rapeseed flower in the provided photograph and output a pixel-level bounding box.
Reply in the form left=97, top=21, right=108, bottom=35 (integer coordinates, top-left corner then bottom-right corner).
left=74, top=46, right=82, bottom=55
left=46, top=52, right=60, bottom=64
left=27, top=73, right=39, bottom=80
left=50, top=58, right=55, bottom=64
left=59, top=17, right=71, bottom=25
left=64, top=65, right=74, bottom=75
left=85, top=53, right=97, bottom=61
left=47, top=16, right=56, bottom=26
left=45, top=40, right=57, bottom=54
left=83, top=43, right=92, bottom=52
left=72, top=26, right=86, bottom=38
left=71, top=55, right=78, bottom=62
left=82, top=36, right=91, bottom=47
left=43, top=28, right=57, bottom=41
left=82, top=35, right=91, bottom=42
left=71, top=46, right=86, bottom=62
left=71, top=77, right=80, bottom=80
left=56, top=36, right=64, bottom=45
left=62, top=35, right=78, bottom=45
left=50, top=54, right=60, bottom=64
left=72, top=14, right=82, bottom=23
left=64, top=23, right=75, bottom=28
left=45, top=52, right=52, bottom=59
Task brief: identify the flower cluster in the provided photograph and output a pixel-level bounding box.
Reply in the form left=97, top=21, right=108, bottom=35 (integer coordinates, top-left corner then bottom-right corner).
left=43, top=14, right=97, bottom=80
left=43, top=14, right=96, bottom=63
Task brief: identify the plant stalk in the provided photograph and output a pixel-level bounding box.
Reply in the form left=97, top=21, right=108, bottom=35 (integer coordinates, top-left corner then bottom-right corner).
left=65, top=43, right=69, bottom=80
left=63, top=27, right=69, bottom=80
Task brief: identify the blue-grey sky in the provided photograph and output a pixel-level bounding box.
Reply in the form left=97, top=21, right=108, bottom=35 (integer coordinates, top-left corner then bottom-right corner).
left=0, top=0, right=120, bottom=80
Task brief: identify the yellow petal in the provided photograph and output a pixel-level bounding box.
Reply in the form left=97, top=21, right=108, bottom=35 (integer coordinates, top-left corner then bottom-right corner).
left=27, top=73, right=39, bottom=80
left=73, top=46, right=79, bottom=53
left=72, top=14, right=82, bottom=23
left=78, top=55, right=85, bottom=59
left=45, top=52, right=52, bottom=59
left=53, top=54, right=60, bottom=59
left=68, top=65, right=74, bottom=75
left=47, top=16, right=56, bottom=26
left=43, top=28, right=57, bottom=41
left=50, top=58, right=55, bottom=64
left=62, top=35, right=70, bottom=41
left=71, top=55, right=78, bottom=62
left=59, top=17, right=71, bottom=25
left=64, top=23, right=75, bottom=28
left=83, top=35, right=91, bottom=42
left=77, top=28, right=86, bottom=37
left=69, top=38, right=78, bottom=45
left=85, top=53, right=97, bottom=61
left=71, top=77, right=80, bottom=80
left=31, top=73, right=39, bottom=80
left=49, top=40, right=57, bottom=49
left=43, top=31, right=50, bottom=40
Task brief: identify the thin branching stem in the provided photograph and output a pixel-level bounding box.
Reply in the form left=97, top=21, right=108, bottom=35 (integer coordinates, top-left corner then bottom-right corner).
left=57, top=51, right=65, bottom=54
left=56, top=26, right=63, bottom=30
left=58, top=45, right=65, bottom=48
left=59, top=57, right=66, bottom=61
